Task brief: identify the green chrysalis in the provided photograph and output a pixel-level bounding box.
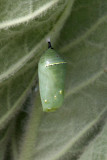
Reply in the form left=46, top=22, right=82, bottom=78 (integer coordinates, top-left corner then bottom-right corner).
left=38, top=41, right=67, bottom=112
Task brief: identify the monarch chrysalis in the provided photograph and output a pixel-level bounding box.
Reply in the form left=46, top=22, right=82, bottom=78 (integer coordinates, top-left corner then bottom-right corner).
left=38, top=40, right=67, bottom=112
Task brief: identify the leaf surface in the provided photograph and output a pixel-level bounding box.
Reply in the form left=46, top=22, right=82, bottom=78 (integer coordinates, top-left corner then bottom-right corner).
left=0, top=0, right=107, bottom=160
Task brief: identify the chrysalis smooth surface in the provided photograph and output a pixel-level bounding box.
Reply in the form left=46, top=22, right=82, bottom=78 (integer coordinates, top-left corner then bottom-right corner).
left=38, top=41, right=67, bottom=112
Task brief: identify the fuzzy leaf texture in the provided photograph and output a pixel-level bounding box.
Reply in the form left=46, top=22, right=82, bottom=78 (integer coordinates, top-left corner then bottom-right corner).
left=0, top=0, right=107, bottom=160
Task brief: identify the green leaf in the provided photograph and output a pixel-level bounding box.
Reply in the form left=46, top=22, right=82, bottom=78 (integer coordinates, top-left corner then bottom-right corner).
left=78, top=119, right=107, bottom=160
left=0, top=0, right=107, bottom=160
left=0, top=65, right=37, bottom=129
left=0, top=124, right=13, bottom=160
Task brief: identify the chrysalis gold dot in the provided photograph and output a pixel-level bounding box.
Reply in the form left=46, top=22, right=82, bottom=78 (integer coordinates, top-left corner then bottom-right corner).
left=54, top=95, right=56, bottom=99
left=44, top=100, right=47, bottom=103
left=59, top=90, right=62, bottom=94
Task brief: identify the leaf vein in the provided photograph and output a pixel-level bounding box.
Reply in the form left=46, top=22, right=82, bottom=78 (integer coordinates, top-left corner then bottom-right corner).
left=0, top=0, right=60, bottom=30
left=61, top=14, right=107, bottom=52
left=66, top=70, right=104, bottom=97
